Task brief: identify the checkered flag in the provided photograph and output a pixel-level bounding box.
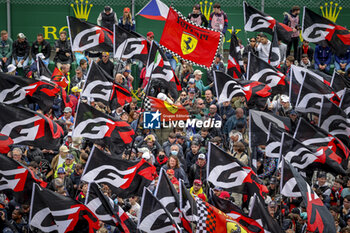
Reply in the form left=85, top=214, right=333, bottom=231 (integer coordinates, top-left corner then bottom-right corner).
left=194, top=196, right=208, bottom=232
left=144, top=97, right=152, bottom=112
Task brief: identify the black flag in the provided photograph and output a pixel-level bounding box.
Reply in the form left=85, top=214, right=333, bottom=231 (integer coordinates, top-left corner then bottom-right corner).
left=340, top=88, right=350, bottom=117
left=302, top=7, right=350, bottom=56
left=67, top=16, right=113, bottom=52
left=213, top=71, right=245, bottom=104
left=227, top=31, right=243, bottom=79
left=268, top=26, right=281, bottom=68
left=0, top=103, right=64, bottom=150
left=81, top=147, right=156, bottom=198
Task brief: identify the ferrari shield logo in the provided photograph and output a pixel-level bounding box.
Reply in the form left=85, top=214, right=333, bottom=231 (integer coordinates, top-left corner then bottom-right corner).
left=181, top=32, right=198, bottom=55
left=164, top=101, right=178, bottom=114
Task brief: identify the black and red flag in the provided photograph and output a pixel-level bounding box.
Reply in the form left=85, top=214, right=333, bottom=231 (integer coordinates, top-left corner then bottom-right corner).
left=283, top=160, right=337, bottom=233
left=294, top=117, right=349, bottom=175
left=37, top=56, right=52, bottom=81
left=209, top=189, right=264, bottom=233
left=302, top=7, right=350, bottom=56
left=249, top=109, right=291, bottom=147
left=340, top=88, right=350, bottom=118
left=249, top=194, right=284, bottom=233
left=227, top=31, right=243, bottom=79
left=213, top=71, right=245, bottom=104
left=85, top=182, right=137, bottom=233
left=113, top=24, right=150, bottom=64
left=331, top=72, right=350, bottom=99
left=296, top=71, right=340, bottom=115
left=81, top=146, right=156, bottom=198
left=319, top=97, right=350, bottom=146
left=268, top=26, right=281, bottom=68
left=0, top=134, right=13, bottom=154
left=280, top=157, right=302, bottom=197
left=0, top=155, right=47, bottom=204
left=179, top=179, right=198, bottom=231
left=0, top=73, right=62, bottom=113
left=29, top=183, right=99, bottom=233
left=207, top=143, right=268, bottom=200
left=51, top=67, right=69, bottom=89
left=238, top=79, right=272, bottom=109
left=73, top=101, right=134, bottom=154
left=67, top=16, right=113, bottom=52
left=0, top=103, right=64, bottom=150
left=146, top=41, right=181, bottom=99
left=138, top=187, right=182, bottom=233
left=265, top=123, right=284, bottom=158
left=247, top=53, right=286, bottom=95
left=243, top=1, right=293, bottom=43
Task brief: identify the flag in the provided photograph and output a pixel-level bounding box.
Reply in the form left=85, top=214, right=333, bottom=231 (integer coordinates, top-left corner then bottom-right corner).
left=136, top=0, right=169, bottom=21
left=51, top=67, right=69, bottom=89
left=0, top=156, right=47, bottom=204
left=29, top=183, right=99, bottom=233
left=209, top=189, right=264, bottom=233
left=0, top=134, right=13, bottom=154
left=154, top=169, right=182, bottom=225
left=243, top=1, right=293, bottom=43
left=280, top=158, right=302, bottom=197
left=249, top=110, right=291, bottom=147
left=85, top=182, right=137, bottom=232
left=67, top=16, right=113, bottom=52
left=331, top=72, right=350, bottom=98
left=73, top=102, right=134, bottom=153
left=113, top=24, right=150, bottom=64
left=295, top=117, right=349, bottom=175
left=249, top=194, right=284, bottom=233
left=159, top=7, right=222, bottom=68
left=302, top=7, right=350, bottom=56
left=238, top=79, right=272, bottom=108
left=296, top=71, right=340, bottom=115
left=194, top=195, right=247, bottom=233
left=37, top=56, right=52, bottom=81
left=213, top=71, right=245, bottom=104
left=340, top=88, right=350, bottom=117
left=319, top=97, right=350, bottom=146
left=0, top=73, right=62, bottom=113
left=207, top=143, right=268, bottom=198
left=284, top=161, right=337, bottom=233
left=81, top=147, right=156, bottom=198
left=144, top=96, right=189, bottom=121
left=227, top=31, right=243, bottom=79
left=268, top=26, right=281, bottom=68
left=146, top=41, right=181, bottom=99
left=0, top=103, right=64, bottom=150
left=247, top=53, right=286, bottom=95
left=179, top=179, right=198, bottom=229
left=265, top=123, right=284, bottom=158
left=110, top=83, right=132, bottom=109
left=138, top=187, right=181, bottom=233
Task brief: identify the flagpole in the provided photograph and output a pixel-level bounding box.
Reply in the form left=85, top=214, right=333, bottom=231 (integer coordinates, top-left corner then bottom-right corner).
left=128, top=42, right=156, bottom=159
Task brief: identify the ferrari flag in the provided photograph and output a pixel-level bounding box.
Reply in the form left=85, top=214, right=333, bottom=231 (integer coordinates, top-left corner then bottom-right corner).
left=160, top=7, right=222, bottom=68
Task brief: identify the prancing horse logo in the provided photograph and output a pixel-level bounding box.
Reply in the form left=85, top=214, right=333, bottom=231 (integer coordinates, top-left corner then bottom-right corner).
left=181, top=32, right=198, bottom=55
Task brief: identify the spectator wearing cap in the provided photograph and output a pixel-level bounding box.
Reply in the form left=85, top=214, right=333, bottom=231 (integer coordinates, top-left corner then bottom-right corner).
left=136, top=134, right=161, bottom=157
left=190, top=179, right=207, bottom=201
left=118, top=7, right=135, bottom=32
left=61, top=107, right=74, bottom=130
left=54, top=31, right=72, bottom=70
left=188, top=153, right=207, bottom=185
left=146, top=31, right=154, bottom=42
left=69, top=86, right=81, bottom=112
left=232, top=141, right=248, bottom=166
left=185, top=78, right=200, bottom=97
left=97, top=52, right=114, bottom=77
left=289, top=109, right=299, bottom=131
left=186, top=140, right=201, bottom=172
left=6, top=64, right=16, bottom=75
left=268, top=177, right=279, bottom=199
left=212, top=54, right=225, bottom=73
left=12, top=33, right=29, bottom=68
left=97, top=6, right=117, bottom=31
left=55, top=153, right=76, bottom=178
left=267, top=201, right=279, bottom=219
left=0, top=30, right=13, bottom=72
left=188, top=4, right=208, bottom=27
left=162, top=155, right=189, bottom=187
left=219, top=191, right=231, bottom=200
left=223, top=107, right=246, bottom=136
left=56, top=167, right=74, bottom=197
left=122, top=64, right=134, bottom=91
left=166, top=169, right=179, bottom=185
left=70, top=137, right=83, bottom=162
left=163, top=133, right=178, bottom=157
left=213, top=186, right=223, bottom=196
left=193, top=69, right=213, bottom=95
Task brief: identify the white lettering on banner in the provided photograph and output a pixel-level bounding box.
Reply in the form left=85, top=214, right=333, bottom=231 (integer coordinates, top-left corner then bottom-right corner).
left=114, top=38, right=145, bottom=59
left=81, top=80, right=112, bottom=101
left=303, top=23, right=334, bottom=43
left=245, top=13, right=274, bottom=31
left=207, top=162, right=247, bottom=189
left=72, top=27, right=101, bottom=51
left=73, top=117, right=115, bottom=139
left=0, top=84, right=37, bottom=105
left=0, top=168, right=27, bottom=190
left=1, top=116, right=41, bottom=144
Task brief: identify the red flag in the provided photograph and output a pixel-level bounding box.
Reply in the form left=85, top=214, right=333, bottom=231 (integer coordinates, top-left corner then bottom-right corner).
left=52, top=67, right=68, bottom=89
left=160, top=7, right=222, bottom=68
left=146, top=96, right=189, bottom=121
left=0, top=134, right=13, bottom=154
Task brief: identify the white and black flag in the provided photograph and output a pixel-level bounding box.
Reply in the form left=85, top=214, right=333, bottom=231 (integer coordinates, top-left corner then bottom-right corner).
left=340, top=88, right=350, bottom=117
left=179, top=179, right=198, bottom=226
left=29, top=183, right=99, bottom=233
left=81, top=147, right=156, bottom=198
left=268, top=26, right=281, bottom=68
left=265, top=123, right=284, bottom=158
left=319, top=97, right=350, bottom=146
left=280, top=158, right=302, bottom=197
left=67, top=16, right=113, bottom=52
left=138, top=187, right=181, bottom=233
left=213, top=71, right=245, bottom=104
left=247, top=53, right=286, bottom=95
left=114, top=24, right=150, bottom=64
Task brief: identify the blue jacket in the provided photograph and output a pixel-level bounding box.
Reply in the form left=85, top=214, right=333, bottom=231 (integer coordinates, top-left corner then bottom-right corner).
left=335, top=47, right=350, bottom=64
left=223, top=115, right=246, bottom=135
left=314, top=45, right=332, bottom=66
